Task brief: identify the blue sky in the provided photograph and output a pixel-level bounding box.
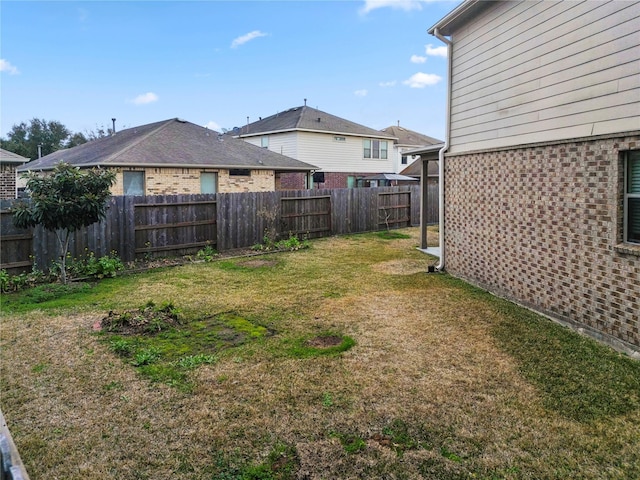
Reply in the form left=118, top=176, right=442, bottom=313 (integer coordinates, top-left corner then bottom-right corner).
left=1, top=0, right=460, bottom=140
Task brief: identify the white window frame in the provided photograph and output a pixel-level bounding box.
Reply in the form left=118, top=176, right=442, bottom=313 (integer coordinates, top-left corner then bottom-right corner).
left=624, top=151, right=640, bottom=244
left=261, top=136, right=269, bottom=148
left=363, top=139, right=388, bottom=159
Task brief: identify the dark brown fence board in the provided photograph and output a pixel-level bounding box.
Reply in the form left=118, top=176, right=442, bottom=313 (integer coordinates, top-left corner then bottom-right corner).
left=0, top=186, right=426, bottom=272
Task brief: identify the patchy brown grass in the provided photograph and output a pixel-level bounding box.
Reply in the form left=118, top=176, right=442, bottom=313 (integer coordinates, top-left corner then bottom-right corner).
left=1, top=226, right=638, bottom=479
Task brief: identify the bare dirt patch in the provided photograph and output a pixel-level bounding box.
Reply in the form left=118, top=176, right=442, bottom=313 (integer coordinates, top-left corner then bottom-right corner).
left=98, top=304, right=181, bottom=335
left=306, top=335, right=343, bottom=348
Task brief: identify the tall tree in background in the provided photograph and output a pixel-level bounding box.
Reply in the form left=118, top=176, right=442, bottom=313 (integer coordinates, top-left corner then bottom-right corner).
left=12, top=162, right=117, bottom=284
left=0, top=118, right=72, bottom=160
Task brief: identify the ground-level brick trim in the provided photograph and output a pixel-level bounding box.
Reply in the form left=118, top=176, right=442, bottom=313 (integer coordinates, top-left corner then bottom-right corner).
left=443, top=133, right=640, bottom=353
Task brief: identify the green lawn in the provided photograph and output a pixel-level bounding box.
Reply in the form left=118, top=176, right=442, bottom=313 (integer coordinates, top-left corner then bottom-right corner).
left=1, top=227, right=638, bottom=479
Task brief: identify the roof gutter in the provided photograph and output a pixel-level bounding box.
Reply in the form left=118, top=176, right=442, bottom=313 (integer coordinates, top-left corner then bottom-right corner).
left=432, top=27, right=452, bottom=272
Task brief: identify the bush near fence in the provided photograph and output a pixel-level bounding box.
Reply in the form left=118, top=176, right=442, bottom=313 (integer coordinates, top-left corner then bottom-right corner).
left=0, top=185, right=432, bottom=274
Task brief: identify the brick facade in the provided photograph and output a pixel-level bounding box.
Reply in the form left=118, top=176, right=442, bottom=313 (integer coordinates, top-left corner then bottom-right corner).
left=0, top=164, right=18, bottom=199
left=277, top=171, right=387, bottom=189
left=111, top=167, right=276, bottom=195
left=444, top=133, right=640, bottom=352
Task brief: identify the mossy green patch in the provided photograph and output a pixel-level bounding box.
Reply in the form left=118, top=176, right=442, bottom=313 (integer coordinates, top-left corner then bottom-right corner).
left=99, top=309, right=272, bottom=390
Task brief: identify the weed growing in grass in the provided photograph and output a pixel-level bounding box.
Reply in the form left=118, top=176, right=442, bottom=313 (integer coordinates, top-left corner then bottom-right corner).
left=321, top=392, right=333, bottom=408
left=109, top=337, right=136, bottom=356
left=242, top=443, right=299, bottom=480
left=196, top=243, right=218, bottom=262
left=132, top=347, right=161, bottom=366
left=331, top=432, right=367, bottom=454
left=381, top=419, right=421, bottom=456
left=176, top=353, right=216, bottom=369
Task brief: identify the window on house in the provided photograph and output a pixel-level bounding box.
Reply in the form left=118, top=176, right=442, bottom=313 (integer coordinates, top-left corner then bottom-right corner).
left=625, top=151, right=640, bottom=244
left=347, top=175, right=356, bottom=188
left=363, top=139, right=388, bottom=159
left=201, top=172, right=217, bottom=194
left=229, top=169, right=251, bottom=177
left=123, top=171, right=144, bottom=196
left=261, top=136, right=269, bottom=148
left=334, top=136, right=346, bottom=142
left=401, top=155, right=408, bottom=165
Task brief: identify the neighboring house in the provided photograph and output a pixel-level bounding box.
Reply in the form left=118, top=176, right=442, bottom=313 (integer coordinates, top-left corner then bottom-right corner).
left=427, top=0, right=640, bottom=354
left=0, top=148, right=29, bottom=199
left=380, top=124, right=442, bottom=173
left=232, top=104, right=399, bottom=189
left=18, top=118, right=317, bottom=195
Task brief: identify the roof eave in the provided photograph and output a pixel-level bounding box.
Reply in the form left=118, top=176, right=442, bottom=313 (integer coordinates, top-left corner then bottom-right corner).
left=238, top=128, right=397, bottom=140
left=19, top=162, right=317, bottom=172
left=428, top=0, right=487, bottom=36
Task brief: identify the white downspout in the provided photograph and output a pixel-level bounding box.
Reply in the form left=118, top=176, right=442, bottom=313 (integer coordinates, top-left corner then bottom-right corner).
left=433, top=27, right=452, bottom=272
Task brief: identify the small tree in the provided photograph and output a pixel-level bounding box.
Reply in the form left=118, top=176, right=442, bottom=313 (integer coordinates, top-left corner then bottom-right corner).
left=12, top=162, right=117, bottom=284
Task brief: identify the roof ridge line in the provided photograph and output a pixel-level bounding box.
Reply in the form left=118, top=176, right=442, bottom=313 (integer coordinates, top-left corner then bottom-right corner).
left=102, top=119, right=175, bottom=164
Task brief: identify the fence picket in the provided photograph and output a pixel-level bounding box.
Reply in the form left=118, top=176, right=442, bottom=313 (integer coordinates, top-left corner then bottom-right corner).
left=0, top=185, right=434, bottom=273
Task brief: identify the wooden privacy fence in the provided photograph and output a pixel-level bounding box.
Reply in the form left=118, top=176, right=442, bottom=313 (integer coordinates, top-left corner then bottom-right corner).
left=0, top=185, right=430, bottom=274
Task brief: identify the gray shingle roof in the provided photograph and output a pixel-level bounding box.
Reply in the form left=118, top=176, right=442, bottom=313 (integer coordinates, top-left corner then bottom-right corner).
left=233, top=106, right=397, bottom=139
left=379, top=125, right=442, bottom=146
left=0, top=148, right=30, bottom=164
left=18, top=118, right=318, bottom=172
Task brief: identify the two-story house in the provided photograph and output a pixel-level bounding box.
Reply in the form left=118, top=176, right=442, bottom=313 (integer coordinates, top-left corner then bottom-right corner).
left=232, top=104, right=399, bottom=189
left=426, top=0, right=640, bottom=354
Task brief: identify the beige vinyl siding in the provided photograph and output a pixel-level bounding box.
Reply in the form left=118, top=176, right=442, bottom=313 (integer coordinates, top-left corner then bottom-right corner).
left=242, top=132, right=299, bottom=159
left=296, top=131, right=394, bottom=173
left=448, top=0, right=640, bottom=153
left=241, top=131, right=396, bottom=172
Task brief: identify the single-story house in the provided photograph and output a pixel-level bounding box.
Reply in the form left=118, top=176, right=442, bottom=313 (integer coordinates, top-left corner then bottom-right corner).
left=0, top=148, right=29, bottom=199
left=427, top=0, right=640, bottom=354
left=232, top=102, right=437, bottom=189
left=18, top=118, right=317, bottom=195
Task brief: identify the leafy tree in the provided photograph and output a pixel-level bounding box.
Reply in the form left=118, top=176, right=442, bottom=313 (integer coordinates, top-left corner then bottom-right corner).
left=0, top=118, right=72, bottom=160
left=12, top=162, right=117, bottom=284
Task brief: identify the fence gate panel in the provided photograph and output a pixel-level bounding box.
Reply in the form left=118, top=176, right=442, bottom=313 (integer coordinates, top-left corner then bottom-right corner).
left=377, top=190, right=412, bottom=230
left=133, top=195, right=217, bottom=258
left=280, top=195, right=331, bottom=239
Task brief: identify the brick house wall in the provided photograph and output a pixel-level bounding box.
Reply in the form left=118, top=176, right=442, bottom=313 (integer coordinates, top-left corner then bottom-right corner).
left=444, top=133, right=640, bottom=351
left=278, top=171, right=385, bottom=189
left=111, top=167, right=276, bottom=195
left=0, top=164, right=18, bottom=199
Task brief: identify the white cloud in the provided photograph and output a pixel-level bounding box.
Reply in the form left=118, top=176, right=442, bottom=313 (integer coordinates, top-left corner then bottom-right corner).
left=204, top=121, right=221, bottom=131
left=410, top=55, right=427, bottom=64
left=425, top=43, right=448, bottom=58
left=0, top=59, right=19, bottom=75
left=379, top=81, right=397, bottom=87
left=360, top=0, right=425, bottom=14
left=354, top=89, right=368, bottom=97
left=403, top=72, right=442, bottom=88
left=131, top=92, right=159, bottom=105
left=231, top=30, right=268, bottom=48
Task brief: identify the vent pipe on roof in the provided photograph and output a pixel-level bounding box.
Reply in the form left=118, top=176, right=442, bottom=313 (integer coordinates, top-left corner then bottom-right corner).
left=37, top=144, right=42, bottom=159
left=304, top=98, right=307, bottom=106
left=397, top=120, right=400, bottom=127
left=111, top=118, right=116, bottom=135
